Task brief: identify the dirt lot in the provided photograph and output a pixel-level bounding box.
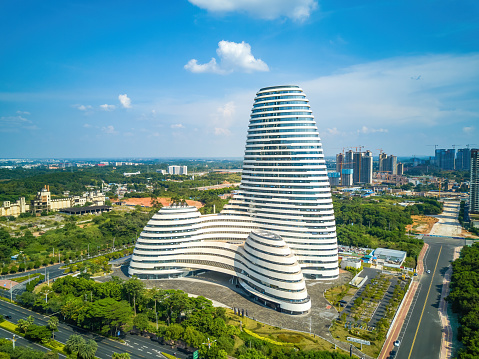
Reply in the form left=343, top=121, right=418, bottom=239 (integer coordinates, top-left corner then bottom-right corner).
left=461, top=228, right=479, bottom=238
left=406, top=215, right=438, bottom=234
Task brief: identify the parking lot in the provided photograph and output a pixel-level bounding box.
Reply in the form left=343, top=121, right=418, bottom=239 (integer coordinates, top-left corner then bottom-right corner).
left=340, top=268, right=404, bottom=327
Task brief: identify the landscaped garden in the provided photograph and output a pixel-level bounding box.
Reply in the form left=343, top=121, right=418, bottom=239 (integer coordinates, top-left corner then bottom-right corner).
left=330, top=273, right=411, bottom=358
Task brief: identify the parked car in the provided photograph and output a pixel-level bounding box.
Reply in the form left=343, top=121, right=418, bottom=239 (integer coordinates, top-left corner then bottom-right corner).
left=394, top=340, right=401, bottom=347
left=427, top=269, right=431, bottom=274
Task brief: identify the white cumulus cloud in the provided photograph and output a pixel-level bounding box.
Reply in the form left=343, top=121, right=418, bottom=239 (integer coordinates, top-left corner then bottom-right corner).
left=358, top=126, right=388, bottom=134
left=188, top=0, right=318, bottom=21
left=212, top=101, right=236, bottom=135
left=0, top=115, right=37, bottom=132
left=171, top=123, right=185, bottom=129
left=185, top=40, right=269, bottom=74
left=214, top=127, right=232, bottom=136
left=16, top=110, right=31, bottom=115
left=119, top=94, right=132, bottom=108
left=102, top=125, right=118, bottom=134
left=100, top=104, right=116, bottom=111
left=73, top=104, right=93, bottom=111
left=463, top=126, right=474, bottom=133
left=327, top=127, right=339, bottom=135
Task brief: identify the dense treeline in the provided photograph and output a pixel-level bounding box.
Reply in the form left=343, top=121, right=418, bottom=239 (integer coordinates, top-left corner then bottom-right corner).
left=458, top=201, right=465, bottom=226
left=0, top=338, right=58, bottom=359
left=447, top=243, right=479, bottom=359
left=404, top=197, right=443, bottom=215
left=0, top=163, right=241, bottom=202
left=333, top=196, right=425, bottom=264
left=16, top=276, right=348, bottom=359
left=0, top=208, right=151, bottom=266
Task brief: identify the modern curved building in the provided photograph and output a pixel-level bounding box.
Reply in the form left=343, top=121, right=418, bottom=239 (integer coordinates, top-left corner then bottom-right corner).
left=129, top=85, right=338, bottom=314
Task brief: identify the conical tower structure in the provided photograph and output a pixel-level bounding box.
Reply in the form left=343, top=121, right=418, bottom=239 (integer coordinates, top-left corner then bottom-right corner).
left=223, top=85, right=338, bottom=279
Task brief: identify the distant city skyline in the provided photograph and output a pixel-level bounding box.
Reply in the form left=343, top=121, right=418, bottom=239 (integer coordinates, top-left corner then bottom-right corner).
left=1, top=1, right=478, bottom=158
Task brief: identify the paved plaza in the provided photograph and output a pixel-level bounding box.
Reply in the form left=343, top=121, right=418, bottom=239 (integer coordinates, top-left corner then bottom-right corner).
left=102, top=267, right=352, bottom=337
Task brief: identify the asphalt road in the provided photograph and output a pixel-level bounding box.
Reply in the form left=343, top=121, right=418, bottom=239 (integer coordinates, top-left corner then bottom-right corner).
left=1, top=263, right=66, bottom=282
left=0, top=300, right=189, bottom=359
left=0, top=264, right=66, bottom=301
left=394, top=236, right=464, bottom=359
left=0, top=325, right=66, bottom=357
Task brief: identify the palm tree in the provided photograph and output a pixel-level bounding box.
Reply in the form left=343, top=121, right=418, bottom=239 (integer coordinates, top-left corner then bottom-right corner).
left=78, top=339, right=98, bottom=359
left=47, top=316, right=59, bottom=340
left=66, top=334, right=84, bottom=355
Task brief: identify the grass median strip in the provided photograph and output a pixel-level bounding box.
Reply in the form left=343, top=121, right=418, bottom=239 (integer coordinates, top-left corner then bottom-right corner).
left=0, top=320, right=20, bottom=334
left=0, top=319, right=68, bottom=355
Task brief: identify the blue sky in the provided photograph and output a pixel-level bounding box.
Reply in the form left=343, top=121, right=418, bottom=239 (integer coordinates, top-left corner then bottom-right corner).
left=1, top=0, right=478, bottom=158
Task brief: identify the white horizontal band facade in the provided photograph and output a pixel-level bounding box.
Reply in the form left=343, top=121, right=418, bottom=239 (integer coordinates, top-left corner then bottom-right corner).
left=129, top=85, right=338, bottom=314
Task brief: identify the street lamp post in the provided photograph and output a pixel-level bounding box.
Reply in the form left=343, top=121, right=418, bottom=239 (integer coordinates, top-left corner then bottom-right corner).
left=203, top=337, right=216, bottom=349
left=10, top=334, right=17, bottom=349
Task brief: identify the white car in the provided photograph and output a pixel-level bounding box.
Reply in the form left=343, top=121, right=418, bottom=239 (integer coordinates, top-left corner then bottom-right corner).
left=427, top=270, right=431, bottom=274
left=394, top=340, right=401, bottom=347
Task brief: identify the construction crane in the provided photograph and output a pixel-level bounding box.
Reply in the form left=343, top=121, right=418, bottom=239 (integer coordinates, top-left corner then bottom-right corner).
left=452, top=144, right=461, bottom=150
left=465, top=144, right=477, bottom=149
left=427, top=144, right=439, bottom=151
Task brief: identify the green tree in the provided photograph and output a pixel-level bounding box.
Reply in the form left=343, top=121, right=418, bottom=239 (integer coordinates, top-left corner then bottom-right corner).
left=87, top=298, right=133, bottom=336
left=112, top=354, right=131, bottom=359
left=199, top=342, right=227, bottom=359
left=164, top=324, right=184, bottom=341
left=16, top=316, right=34, bottom=333
left=66, top=334, right=84, bottom=355
left=47, top=316, right=59, bottom=340
left=123, top=278, right=144, bottom=315
left=238, top=349, right=269, bottom=359
left=25, top=324, right=52, bottom=343
left=65, top=334, right=98, bottom=359
left=78, top=339, right=98, bottom=359
left=182, top=326, right=205, bottom=348
left=133, top=313, right=150, bottom=333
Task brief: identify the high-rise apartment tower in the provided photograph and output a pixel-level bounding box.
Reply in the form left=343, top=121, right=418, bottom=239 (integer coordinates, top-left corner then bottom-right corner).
left=470, top=149, right=479, bottom=214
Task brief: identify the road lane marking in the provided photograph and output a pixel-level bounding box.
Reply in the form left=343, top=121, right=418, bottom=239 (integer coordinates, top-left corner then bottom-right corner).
left=407, top=245, right=442, bottom=359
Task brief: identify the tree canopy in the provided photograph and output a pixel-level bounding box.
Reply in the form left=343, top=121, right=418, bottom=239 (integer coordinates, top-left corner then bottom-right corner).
left=447, top=243, right=479, bottom=359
